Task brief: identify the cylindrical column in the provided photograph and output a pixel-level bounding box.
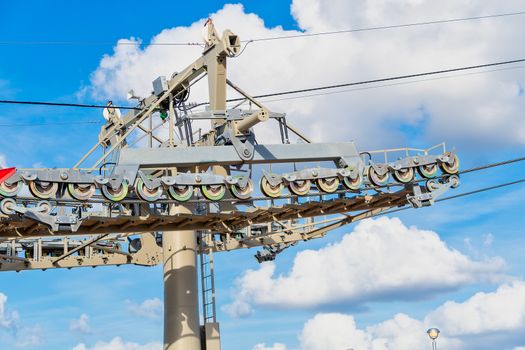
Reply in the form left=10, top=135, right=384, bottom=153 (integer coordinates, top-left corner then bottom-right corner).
left=163, top=206, right=201, bottom=350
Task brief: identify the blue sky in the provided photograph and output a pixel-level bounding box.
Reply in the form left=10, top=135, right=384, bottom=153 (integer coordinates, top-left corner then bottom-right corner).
left=1, top=1, right=525, bottom=349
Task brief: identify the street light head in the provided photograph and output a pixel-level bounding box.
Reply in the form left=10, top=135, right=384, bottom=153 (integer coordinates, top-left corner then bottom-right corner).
left=427, top=328, right=440, bottom=340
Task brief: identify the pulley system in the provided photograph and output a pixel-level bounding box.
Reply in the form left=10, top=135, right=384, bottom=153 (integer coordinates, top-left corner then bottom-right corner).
left=0, top=20, right=461, bottom=350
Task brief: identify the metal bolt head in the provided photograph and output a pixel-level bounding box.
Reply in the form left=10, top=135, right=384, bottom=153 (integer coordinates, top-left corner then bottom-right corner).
left=413, top=158, right=420, bottom=165
left=312, top=170, right=318, bottom=177
left=243, top=149, right=251, bottom=156
left=195, top=175, right=202, bottom=183
left=60, top=172, right=68, bottom=180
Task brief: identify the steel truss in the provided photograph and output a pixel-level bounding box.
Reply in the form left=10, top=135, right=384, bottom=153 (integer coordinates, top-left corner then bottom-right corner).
left=0, top=20, right=460, bottom=350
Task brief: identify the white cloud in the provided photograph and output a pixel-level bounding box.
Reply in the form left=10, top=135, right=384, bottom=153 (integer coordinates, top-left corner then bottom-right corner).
left=72, top=337, right=161, bottom=350
left=291, top=280, right=525, bottom=350
left=224, top=217, right=505, bottom=315
left=426, top=281, right=525, bottom=336
left=252, top=343, right=288, bottom=350
left=222, top=299, right=253, bottom=318
left=126, top=298, right=162, bottom=319
left=297, top=312, right=460, bottom=350
left=86, top=1, right=525, bottom=150
left=70, top=313, right=91, bottom=334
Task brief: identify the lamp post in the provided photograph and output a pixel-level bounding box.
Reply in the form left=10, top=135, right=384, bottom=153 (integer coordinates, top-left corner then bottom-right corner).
left=427, top=328, right=440, bottom=350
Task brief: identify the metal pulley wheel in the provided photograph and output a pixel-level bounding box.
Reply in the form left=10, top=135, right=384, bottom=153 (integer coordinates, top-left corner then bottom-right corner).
left=230, top=178, right=254, bottom=200
left=425, top=179, right=440, bottom=191
left=448, top=174, right=460, bottom=188
left=343, top=175, right=362, bottom=191
left=0, top=198, right=16, bottom=215
left=316, top=177, right=340, bottom=193
left=417, top=163, right=438, bottom=179
left=367, top=167, right=389, bottom=187
left=288, top=179, right=311, bottom=196
left=37, top=201, right=52, bottom=214
left=28, top=181, right=58, bottom=199
left=440, top=155, right=460, bottom=174
left=101, top=181, right=129, bottom=202
left=0, top=180, right=22, bottom=197
left=67, top=183, right=96, bottom=201
left=201, top=184, right=226, bottom=201
left=135, top=178, right=163, bottom=202
left=168, top=185, right=193, bottom=202
left=260, top=177, right=283, bottom=198
left=392, top=167, right=415, bottom=184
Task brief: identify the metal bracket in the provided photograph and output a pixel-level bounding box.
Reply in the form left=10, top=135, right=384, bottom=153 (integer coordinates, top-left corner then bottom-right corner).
left=369, top=162, right=390, bottom=176
left=254, top=242, right=295, bottom=263
left=407, top=175, right=459, bottom=208
left=216, top=126, right=256, bottom=162
left=7, top=203, right=83, bottom=232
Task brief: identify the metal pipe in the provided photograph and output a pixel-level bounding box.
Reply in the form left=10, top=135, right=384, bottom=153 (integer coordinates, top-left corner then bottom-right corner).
left=235, top=110, right=269, bottom=133
left=163, top=205, right=201, bottom=350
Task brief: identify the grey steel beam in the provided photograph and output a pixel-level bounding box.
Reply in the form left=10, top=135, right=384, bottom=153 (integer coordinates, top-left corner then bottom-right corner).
left=117, top=142, right=360, bottom=168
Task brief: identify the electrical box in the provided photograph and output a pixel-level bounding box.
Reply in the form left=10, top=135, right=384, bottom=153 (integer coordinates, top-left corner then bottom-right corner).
left=152, top=76, right=168, bottom=96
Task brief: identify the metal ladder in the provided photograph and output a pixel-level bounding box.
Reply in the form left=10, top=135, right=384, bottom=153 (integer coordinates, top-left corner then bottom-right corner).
left=200, top=231, right=217, bottom=324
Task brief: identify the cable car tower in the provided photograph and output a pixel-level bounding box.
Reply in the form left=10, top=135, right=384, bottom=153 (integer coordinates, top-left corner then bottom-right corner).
left=0, top=21, right=460, bottom=350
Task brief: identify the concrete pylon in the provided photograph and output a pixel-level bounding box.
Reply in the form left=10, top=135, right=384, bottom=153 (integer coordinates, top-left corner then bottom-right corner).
left=163, top=206, right=201, bottom=350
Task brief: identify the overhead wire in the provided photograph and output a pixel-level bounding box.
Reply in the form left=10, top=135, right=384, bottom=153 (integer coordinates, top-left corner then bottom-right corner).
left=1, top=10, right=524, bottom=46
left=244, top=10, right=525, bottom=43
left=0, top=121, right=102, bottom=127
left=222, top=58, right=525, bottom=104
left=0, top=40, right=203, bottom=47
left=259, top=64, right=525, bottom=104
left=378, top=177, right=525, bottom=218
left=0, top=100, right=141, bottom=110
left=0, top=58, right=524, bottom=127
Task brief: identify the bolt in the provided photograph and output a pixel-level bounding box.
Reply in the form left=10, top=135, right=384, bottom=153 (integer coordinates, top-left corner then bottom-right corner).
left=312, top=170, right=318, bottom=177
left=195, top=175, right=202, bottom=183
left=243, top=149, right=251, bottom=156
left=60, top=172, right=68, bottom=180
left=413, top=158, right=419, bottom=165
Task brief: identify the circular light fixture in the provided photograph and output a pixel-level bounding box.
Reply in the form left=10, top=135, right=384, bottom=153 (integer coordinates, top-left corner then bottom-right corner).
left=427, top=328, right=440, bottom=340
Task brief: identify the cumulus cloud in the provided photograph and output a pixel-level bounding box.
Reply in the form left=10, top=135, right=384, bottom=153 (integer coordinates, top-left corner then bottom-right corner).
left=126, top=298, right=163, bottom=319
left=291, top=280, right=525, bottom=350
left=70, top=314, right=91, bottom=334
left=72, top=337, right=161, bottom=350
left=222, top=298, right=253, bottom=318
left=297, top=312, right=459, bottom=350
left=426, top=281, right=525, bottom=336
left=86, top=1, right=525, bottom=150
left=224, top=217, right=505, bottom=316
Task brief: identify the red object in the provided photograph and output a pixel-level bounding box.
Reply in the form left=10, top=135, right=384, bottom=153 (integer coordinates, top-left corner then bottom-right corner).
left=0, top=167, right=16, bottom=183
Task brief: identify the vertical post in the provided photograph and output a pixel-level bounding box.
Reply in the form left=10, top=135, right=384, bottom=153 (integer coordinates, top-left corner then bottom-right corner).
left=163, top=205, right=201, bottom=350
left=168, top=95, right=175, bottom=147
left=149, top=114, right=153, bottom=148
